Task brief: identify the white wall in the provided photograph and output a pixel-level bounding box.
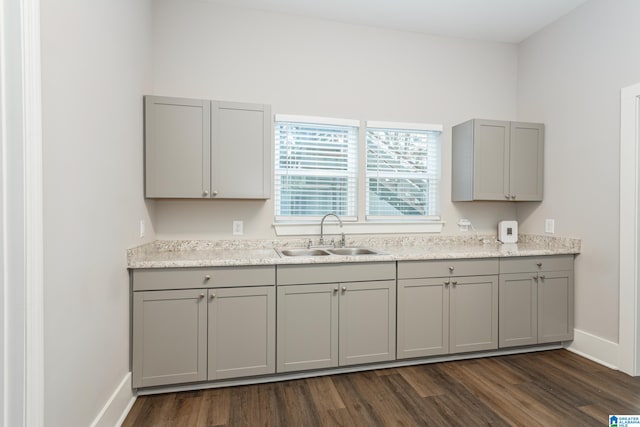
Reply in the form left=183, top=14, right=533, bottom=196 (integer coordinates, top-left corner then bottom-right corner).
left=151, top=0, right=520, bottom=239
left=40, top=0, right=154, bottom=425
left=516, top=0, right=640, bottom=342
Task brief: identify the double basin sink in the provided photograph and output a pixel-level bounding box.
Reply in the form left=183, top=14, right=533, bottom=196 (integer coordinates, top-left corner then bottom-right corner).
left=276, top=247, right=384, bottom=257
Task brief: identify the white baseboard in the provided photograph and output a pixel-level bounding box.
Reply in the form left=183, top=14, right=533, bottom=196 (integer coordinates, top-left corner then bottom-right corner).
left=90, top=372, right=136, bottom=427
left=565, top=329, right=619, bottom=370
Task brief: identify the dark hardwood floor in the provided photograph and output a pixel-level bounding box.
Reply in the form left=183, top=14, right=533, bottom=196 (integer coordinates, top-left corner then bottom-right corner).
left=123, top=350, right=640, bottom=426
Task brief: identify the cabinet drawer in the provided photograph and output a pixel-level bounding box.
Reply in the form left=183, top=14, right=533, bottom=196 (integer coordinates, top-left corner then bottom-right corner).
left=277, top=262, right=395, bottom=285
left=397, top=259, right=498, bottom=279
left=133, top=266, right=275, bottom=291
left=499, top=255, right=573, bottom=274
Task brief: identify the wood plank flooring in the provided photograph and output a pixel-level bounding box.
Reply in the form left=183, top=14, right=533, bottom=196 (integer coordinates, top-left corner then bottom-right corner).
left=123, top=350, right=640, bottom=426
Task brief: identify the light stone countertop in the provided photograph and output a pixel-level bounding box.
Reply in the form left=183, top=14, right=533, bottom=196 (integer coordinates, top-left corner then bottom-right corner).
left=127, top=234, right=580, bottom=269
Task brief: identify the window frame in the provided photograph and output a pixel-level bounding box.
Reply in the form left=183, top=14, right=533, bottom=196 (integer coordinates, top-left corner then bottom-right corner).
left=273, top=115, right=359, bottom=223
left=273, top=115, right=443, bottom=230
left=365, top=120, right=442, bottom=222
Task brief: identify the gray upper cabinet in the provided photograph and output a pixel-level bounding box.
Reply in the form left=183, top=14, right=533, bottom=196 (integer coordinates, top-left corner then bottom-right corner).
left=452, top=119, right=544, bottom=201
left=144, top=96, right=211, bottom=198
left=144, top=96, right=272, bottom=199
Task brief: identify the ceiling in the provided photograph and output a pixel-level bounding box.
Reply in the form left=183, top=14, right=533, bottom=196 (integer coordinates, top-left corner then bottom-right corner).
left=206, top=0, right=589, bottom=43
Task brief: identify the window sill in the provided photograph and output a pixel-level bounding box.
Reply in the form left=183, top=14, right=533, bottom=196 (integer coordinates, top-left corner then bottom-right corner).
left=272, top=221, right=444, bottom=236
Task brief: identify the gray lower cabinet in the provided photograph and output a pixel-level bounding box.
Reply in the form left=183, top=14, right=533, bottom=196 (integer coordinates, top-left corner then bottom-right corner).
left=276, top=263, right=396, bottom=373
left=499, top=256, right=574, bottom=348
left=132, top=289, right=208, bottom=388
left=132, top=267, right=276, bottom=388
left=207, top=286, right=275, bottom=380
left=452, top=119, right=544, bottom=201
left=397, top=259, right=499, bottom=359
left=144, top=95, right=271, bottom=199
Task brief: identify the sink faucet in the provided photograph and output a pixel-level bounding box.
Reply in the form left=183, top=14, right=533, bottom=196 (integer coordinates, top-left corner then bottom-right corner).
left=319, top=213, right=343, bottom=247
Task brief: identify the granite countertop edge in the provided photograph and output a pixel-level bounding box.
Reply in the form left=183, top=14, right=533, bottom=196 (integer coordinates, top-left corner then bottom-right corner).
left=127, top=234, right=581, bottom=269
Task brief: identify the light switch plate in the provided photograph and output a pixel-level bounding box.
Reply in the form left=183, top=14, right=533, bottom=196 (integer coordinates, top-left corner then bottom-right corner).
left=545, top=218, right=555, bottom=234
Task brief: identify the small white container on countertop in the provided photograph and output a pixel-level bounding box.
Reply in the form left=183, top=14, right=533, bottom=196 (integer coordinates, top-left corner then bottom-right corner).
left=498, top=220, right=518, bottom=243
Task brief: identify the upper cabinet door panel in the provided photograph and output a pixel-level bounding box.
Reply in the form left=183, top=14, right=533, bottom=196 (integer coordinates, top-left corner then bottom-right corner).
left=452, top=119, right=544, bottom=202
left=144, top=96, right=210, bottom=198
left=473, top=120, right=510, bottom=200
left=212, top=101, right=272, bottom=199
left=510, top=122, right=544, bottom=201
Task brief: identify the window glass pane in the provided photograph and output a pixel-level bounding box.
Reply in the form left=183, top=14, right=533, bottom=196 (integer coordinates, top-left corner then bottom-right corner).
left=366, top=126, right=441, bottom=218
left=274, top=118, right=358, bottom=220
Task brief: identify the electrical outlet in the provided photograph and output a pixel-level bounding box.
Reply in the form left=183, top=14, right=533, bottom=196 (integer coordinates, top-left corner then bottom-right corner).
left=139, top=220, right=145, bottom=238
left=545, top=219, right=555, bottom=234
left=457, top=218, right=471, bottom=232
left=233, top=220, right=243, bottom=236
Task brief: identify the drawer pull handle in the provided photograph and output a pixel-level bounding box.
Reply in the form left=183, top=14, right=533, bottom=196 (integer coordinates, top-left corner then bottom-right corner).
left=444, top=280, right=450, bottom=286
left=448, top=266, right=455, bottom=272
left=452, top=281, right=458, bottom=285
left=533, top=275, right=538, bottom=281
left=536, top=262, right=542, bottom=267
left=204, top=275, right=211, bottom=281
left=199, top=293, right=205, bottom=299
left=539, top=275, right=545, bottom=280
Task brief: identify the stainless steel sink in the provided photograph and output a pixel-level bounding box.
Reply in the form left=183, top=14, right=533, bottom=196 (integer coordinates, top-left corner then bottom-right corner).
left=276, top=248, right=331, bottom=257
left=327, top=248, right=380, bottom=256
left=276, top=247, right=383, bottom=257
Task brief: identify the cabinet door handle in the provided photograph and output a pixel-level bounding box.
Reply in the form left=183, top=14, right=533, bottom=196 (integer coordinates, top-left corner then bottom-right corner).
left=210, top=293, right=215, bottom=299
left=333, top=287, right=338, bottom=293
left=533, top=276, right=538, bottom=281
left=539, top=275, right=545, bottom=280
left=505, top=194, right=511, bottom=199
left=444, top=280, right=450, bottom=286
left=452, top=280, right=458, bottom=285
left=511, top=195, right=516, bottom=200
left=203, top=190, right=209, bottom=197
left=199, top=293, right=205, bottom=299
left=342, top=286, right=347, bottom=292
left=212, top=190, right=218, bottom=196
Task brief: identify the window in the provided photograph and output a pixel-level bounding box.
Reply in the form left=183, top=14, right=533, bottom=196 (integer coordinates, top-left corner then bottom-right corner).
left=366, top=121, right=442, bottom=220
left=274, top=115, right=358, bottom=221
left=274, top=115, right=442, bottom=224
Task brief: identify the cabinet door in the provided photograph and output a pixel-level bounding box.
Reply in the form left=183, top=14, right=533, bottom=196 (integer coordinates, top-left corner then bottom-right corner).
left=473, top=120, right=510, bottom=200
left=499, top=273, right=538, bottom=348
left=208, top=286, right=275, bottom=380
left=144, top=96, right=211, bottom=198
left=538, top=270, right=574, bottom=343
left=211, top=101, right=271, bottom=199
left=339, top=280, right=396, bottom=366
left=132, top=289, right=207, bottom=388
left=450, top=275, right=498, bottom=353
left=277, top=284, right=338, bottom=372
left=510, top=122, right=544, bottom=201
left=397, top=278, right=449, bottom=359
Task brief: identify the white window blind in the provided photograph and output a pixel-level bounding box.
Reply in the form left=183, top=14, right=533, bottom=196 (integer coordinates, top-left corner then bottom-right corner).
left=366, top=122, right=441, bottom=220
left=274, top=116, right=358, bottom=221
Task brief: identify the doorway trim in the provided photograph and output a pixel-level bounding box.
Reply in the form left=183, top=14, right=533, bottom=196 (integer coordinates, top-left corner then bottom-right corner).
left=619, top=81, right=640, bottom=376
